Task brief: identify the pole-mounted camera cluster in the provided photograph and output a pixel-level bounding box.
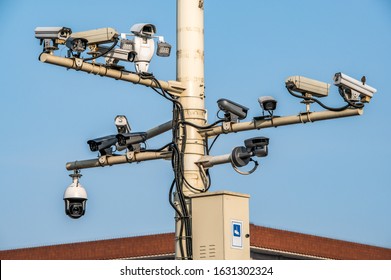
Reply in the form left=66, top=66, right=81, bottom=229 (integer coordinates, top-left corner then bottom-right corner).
left=35, top=0, right=377, bottom=260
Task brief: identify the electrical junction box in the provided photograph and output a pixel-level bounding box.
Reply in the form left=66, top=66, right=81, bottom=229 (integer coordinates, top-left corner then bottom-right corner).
left=190, top=191, right=250, bottom=260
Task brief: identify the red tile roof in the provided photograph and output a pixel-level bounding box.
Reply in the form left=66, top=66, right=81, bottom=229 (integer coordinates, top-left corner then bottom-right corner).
left=1, top=225, right=390, bottom=260
left=249, top=225, right=391, bottom=260
left=0, top=233, right=175, bottom=260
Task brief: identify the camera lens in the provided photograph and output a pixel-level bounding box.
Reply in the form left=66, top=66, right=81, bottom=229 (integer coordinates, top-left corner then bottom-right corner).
left=70, top=203, right=82, bottom=214
left=67, top=201, right=86, bottom=219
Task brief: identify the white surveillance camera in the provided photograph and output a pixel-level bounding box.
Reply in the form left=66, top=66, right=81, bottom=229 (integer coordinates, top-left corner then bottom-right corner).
left=99, top=46, right=136, bottom=66
left=258, top=96, right=277, bottom=111
left=70, top=27, right=119, bottom=45
left=129, top=24, right=157, bottom=72
left=63, top=173, right=87, bottom=219
left=286, top=76, right=330, bottom=98
left=333, top=72, right=377, bottom=103
left=130, top=23, right=156, bottom=37
left=121, top=23, right=170, bottom=72
left=114, top=115, right=131, bottom=133
left=133, top=35, right=155, bottom=73
left=34, top=27, right=72, bottom=41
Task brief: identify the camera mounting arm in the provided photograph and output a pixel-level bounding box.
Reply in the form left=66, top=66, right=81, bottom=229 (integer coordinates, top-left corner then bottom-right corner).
left=66, top=120, right=174, bottom=171
left=198, top=108, right=363, bottom=138
left=39, top=53, right=185, bottom=95
left=66, top=149, right=172, bottom=171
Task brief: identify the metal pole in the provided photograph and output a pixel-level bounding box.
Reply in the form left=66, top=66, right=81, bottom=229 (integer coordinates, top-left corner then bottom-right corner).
left=175, top=0, right=206, bottom=259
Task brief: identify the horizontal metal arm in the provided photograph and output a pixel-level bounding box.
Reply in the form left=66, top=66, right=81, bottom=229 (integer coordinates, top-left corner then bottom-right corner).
left=39, top=53, right=185, bottom=94
left=199, top=108, right=363, bottom=137
left=66, top=150, right=172, bottom=171
left=196, top=154, right=231, bottom=168
left=145, top=120, right=172, bottom=140
left=123, top=120, right=173, bottom=145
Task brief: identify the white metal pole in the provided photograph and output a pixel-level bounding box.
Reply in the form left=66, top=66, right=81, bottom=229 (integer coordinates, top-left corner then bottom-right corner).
left=175, top=0, right=206, bottom=259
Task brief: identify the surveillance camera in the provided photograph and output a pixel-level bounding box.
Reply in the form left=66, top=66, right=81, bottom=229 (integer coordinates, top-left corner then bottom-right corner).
left=120, top=39, right=135, bottom=51
left=333, top=72, right=377, bottom=103
left=66, top=37, right=88, bottom=54
left=286, top=76, right=330, bottom=98
left=133, top=35, right=155, bottom=73
left=258, top=96, right=277, bottom=111
left=35, top=27, right=72, bottom=53
left=114, top=115, right=131, bottom=133
left=34, top=27, right=72, bottom=41
left=217, top=98, right=249, bottom=122
left=157, top=41, right=172, bottom=57
left=130, top=23, right=157, bottom=37
left=100, top=46, right=136, bottom=66
left=116, top=132, right=147, bottom=147
left=63, top=173, right=87, bottom=219
left=70, top=27, right=119, bottom=46
left=244, top=137, right=269, bottom=157
left=87, top=135, right=117, bottom=155
left=230, top=146, right=251, bottom=168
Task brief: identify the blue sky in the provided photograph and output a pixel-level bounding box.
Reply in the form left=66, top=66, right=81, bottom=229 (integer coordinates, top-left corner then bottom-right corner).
left=0, top=0, right=390, bottom=251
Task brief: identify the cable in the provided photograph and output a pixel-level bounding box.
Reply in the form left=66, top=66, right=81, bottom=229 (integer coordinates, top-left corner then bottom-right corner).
left=338, top=87, right=365, bottom=109
left=207, top=134, right=220, bottom=155
left=180, top=119, right=224, bottom=130
left=286, top=86, right=350, bottom=112
left=143, top=142, right=173, bottom=153
left=83, top=38, right=119, bottom=62
left=146, top=76, right=193, bottom=259
left=286, top=85, right=348, bottom=111
left=168, top=178, right=185, bottom=258
left=231, top=158, right=259, bottom=175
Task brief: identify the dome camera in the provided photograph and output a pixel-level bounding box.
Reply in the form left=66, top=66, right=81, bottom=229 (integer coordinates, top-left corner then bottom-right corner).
left=63, top=172, right=87, bottom=219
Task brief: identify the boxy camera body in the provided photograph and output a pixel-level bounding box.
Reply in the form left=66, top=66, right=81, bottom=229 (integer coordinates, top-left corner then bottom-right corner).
left=217, top=98, right=249, bottom=121
left=258, top=96, right=277, bottom=111
left=286, top=76, right=330, bottom=98
left=333, top=72, right=377, bottom=103
left=34, top=27, right=72, bottom=41
left=244, top=137, right=269, bottom=158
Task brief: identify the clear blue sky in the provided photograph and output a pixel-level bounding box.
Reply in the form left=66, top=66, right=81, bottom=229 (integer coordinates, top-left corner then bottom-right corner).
left=0, top=0, right=390, bottom=251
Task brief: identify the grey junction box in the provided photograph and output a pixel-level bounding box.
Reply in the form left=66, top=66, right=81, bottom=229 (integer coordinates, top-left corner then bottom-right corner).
left=190, top=191, right=250, bottom=260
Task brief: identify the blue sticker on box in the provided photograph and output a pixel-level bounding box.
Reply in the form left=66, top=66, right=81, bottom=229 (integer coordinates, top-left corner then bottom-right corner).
left=232, top=220, right=243, bottom=248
